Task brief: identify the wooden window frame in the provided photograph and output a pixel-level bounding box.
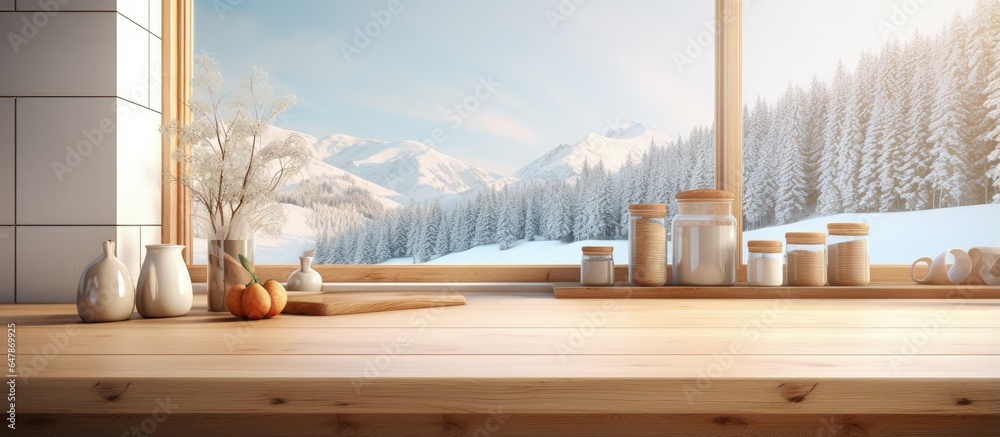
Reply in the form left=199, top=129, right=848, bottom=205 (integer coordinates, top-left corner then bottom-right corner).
left=163, top=0, right=918, bottom=284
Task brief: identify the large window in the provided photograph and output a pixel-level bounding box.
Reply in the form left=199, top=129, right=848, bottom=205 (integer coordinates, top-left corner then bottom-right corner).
left=742, top=0, right=1000, bottom=263
left=191, top=0, right=717, bottom=265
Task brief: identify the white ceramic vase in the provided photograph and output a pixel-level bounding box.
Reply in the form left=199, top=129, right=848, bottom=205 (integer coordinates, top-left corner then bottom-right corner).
left=286, top=256, right=323, bottom=291
left=76, top=240, right=136, bottom=323
left=136, top=244, right=193, bottom=318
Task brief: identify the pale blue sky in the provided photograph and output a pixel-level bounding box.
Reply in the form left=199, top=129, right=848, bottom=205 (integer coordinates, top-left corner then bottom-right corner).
left=195, top=0, right=716, bottom=175
left=194, top=0, right=977, bottom=175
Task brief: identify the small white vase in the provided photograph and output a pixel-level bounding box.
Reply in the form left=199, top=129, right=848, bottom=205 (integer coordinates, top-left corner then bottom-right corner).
left=286, top=256, right=323, bottom=291
left=77, top=240, right=135, bottom=323
left=136, top=244, right=193, bottom=318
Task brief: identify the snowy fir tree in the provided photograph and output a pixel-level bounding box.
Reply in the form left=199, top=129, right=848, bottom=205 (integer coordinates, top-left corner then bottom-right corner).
left=985, top=0, right=1000, bottom=201
left=900, top=32, right=936, bottom=211
left=772, top=85, right=809, bottom=224
left=930, top=16, right=976, bottom=207
left=816, top=61, right=851, bottom=215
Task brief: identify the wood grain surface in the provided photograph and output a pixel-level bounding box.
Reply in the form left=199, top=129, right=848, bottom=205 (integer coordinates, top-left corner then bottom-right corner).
left=18, top=414, right=1000, bottom=437
left=4, top=291, right=998, bottom=436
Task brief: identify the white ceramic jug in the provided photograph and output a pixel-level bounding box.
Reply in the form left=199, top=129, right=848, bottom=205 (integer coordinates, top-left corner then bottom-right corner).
left=136, top=245, right=193, bottom=318
left=77, top=240, right=135, bottom=323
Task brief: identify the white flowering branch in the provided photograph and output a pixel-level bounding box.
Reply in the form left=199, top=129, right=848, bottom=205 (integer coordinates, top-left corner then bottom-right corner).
left=162, top=54, right=309, bottom=240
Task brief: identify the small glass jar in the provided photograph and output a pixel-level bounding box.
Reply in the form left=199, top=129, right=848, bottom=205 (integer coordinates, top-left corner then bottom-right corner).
left=672, top=189, right=737, bottom=286
left=747, top=240, right=783, bottom=287
left=827, top=223, right=871, bottom=286
left=785, top=232, right=827, bottom=286
left=628, top=204, right=667, bottom=287
left=581, top=246, right=615, bottom=286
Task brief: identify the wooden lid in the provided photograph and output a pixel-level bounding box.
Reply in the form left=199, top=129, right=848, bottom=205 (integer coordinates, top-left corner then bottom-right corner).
left=628, top=203, right=667, bottom=217
left=747, top=240, right=782, bottom=253
left=675, top=189, right=735, bottom=200
left=785, top=232, right=826, bottom=245
left=581, top=246, right=614, bottom=255
left=827, top=222, right=870, bottom=236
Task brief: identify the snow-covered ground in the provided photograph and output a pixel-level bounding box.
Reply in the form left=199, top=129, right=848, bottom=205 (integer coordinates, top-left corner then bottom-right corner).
left=742, top=204, right=1000, bottom=264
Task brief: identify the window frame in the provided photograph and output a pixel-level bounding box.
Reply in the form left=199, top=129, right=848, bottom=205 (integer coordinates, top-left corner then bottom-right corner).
left=163, top=0, right=917, bottom=283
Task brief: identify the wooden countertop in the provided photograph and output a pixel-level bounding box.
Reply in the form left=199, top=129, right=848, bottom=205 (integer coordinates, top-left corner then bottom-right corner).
left=5, top=290, right=1000, bottom=436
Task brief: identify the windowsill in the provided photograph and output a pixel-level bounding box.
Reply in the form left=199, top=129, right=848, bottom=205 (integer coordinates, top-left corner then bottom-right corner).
left=191, top=282, right=1000, bottom=299
left=554, top=283, right=1000, bottom=299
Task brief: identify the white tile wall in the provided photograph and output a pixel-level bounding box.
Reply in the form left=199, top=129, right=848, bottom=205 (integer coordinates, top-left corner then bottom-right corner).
left=0, top=226, right=13, bottom=303
left=15, top=225, right=145, bottom=303
left=0, top=13, right=117, bottom=96
left=16, top=98, right=118, bottom=225
left=4, top=1, right=165, bottom=303
left=149, top=34, right=162, bottom=112
left=15, top=0, right=116, bottom=11
left=115, top=225, right=141, bottom=285
left=116, top=99, right=161, bottom=225
left=148, top=0, right=161, bottom=37
left=0, top=98, right=13, bottom=225
left=117, top=13, right=150, bottom=108
left=15, top=226, right=116, bottom=303
left=116, top=0, right=148, bottom=32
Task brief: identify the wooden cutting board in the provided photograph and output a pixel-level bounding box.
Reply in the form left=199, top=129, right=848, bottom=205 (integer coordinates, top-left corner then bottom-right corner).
left=281, top=291, right=466, bottom=316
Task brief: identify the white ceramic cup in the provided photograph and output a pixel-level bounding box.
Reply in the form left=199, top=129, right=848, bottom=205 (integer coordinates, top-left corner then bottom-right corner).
left=910, top=248, right=973, bottom=285
left=964, top=246, right=1000, bottom=285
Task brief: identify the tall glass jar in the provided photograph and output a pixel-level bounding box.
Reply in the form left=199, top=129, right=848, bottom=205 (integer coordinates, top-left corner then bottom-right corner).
left=628, top=204, right=667, bottom=287
left=671, top=189, right=737, bottom=286
left=207, top=240, right=254, bottom=312
left=785, top=232, right=826, bottom=286
left=827, top=223, right=871, bottom=286
left=581, top=246, right=615, bottom=286
left=747, top=240, right=783, bottom=287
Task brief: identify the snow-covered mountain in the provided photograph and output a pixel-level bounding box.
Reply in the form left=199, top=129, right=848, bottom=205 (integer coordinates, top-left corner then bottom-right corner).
left=513, top=122, right=673, bottom=181
left=259, top=125, right=407, bottom=208
left=261, top=122, right=676, bottom=205
left=317, top=135, right=498, bottom=202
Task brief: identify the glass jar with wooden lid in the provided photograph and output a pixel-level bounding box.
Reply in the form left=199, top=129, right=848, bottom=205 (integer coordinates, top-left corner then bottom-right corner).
left=785, top=232, right=826, bottom=286
left=827, top=223, right=871, bottom=286
left=628, top=203, right=667, bottom=287
left=747, top=240, right=783, bottom=287
left=581, top=246, right=614, bottom=286
left=671, top=189, right=737, bottom=286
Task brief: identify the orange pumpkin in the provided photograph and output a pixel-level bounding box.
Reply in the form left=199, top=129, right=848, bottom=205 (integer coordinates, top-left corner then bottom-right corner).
left=225, top=281, right=287, bottom=320
left=225, top=255, right=288, bottom=320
